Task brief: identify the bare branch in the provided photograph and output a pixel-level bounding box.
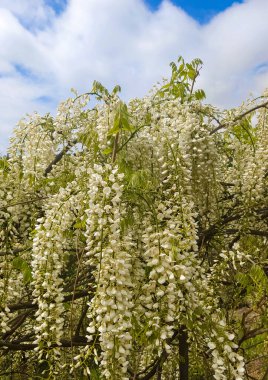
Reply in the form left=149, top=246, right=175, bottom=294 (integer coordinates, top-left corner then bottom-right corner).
left=44, top=139, right=77, bottom=177
left=210, top=100, right=268, bottom=134
left=239, top=328, right=268, bottom=345
left=1, top=311, right=32, bottom=340
left=0, top=336, right=87, bottom=351
left=137, top=330, right=180, bottom=380
left=7, top=290, right=89, bottom=312
left=0, top=247, right=31, bottom=257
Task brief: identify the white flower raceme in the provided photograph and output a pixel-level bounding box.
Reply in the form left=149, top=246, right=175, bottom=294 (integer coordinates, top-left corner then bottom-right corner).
left=32, top=182, right=79, bottom=371
left=206, top=332, right=245, bottom=380
left=8, top=113, right=56, bottom=187
left=82, top=164, right=133, bottom=379
left=2, top=78, right=266, bottom=378
left=0, top=180, right=21, bottom=334
left=240, top=109, right=268, bottom=207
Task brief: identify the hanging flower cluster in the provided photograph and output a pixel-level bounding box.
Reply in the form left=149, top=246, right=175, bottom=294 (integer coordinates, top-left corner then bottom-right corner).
left=0, top=173, right=22, bottom=335
left=0, top=57, right=267, bottom=379
left=82, top=164, right=133, bottom=379
left=8, top=113, right=56, bottom=186
left=31, top=183, right=78, bottom=373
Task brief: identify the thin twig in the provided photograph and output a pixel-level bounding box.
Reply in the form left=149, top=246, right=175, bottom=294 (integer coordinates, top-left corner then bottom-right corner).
left=0, top=336, right=88, bottom=351
left=210, top=100, right=268, bottom=134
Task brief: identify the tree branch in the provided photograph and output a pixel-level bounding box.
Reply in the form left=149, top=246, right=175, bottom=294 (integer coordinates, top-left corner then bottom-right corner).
left=7, top=290, right=89, bottom=312
left=198, top=207, right=268, bottom=247
left=137, top=330, right=180, bottom=380
left=239, top=328, right=268, bottom=346
left=0, top=336, right=87, bottom=351
left=210, top=100, right=268, bottom=134
left=179, top=325, right=189, bottom=380
left=1, top=310, right=32, bottom=340
left=0, top=247, right=31, bottom=257
left=44, top=139, right=77, bottom=176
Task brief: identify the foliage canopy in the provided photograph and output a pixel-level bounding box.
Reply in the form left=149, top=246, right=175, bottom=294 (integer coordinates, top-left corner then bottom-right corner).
left=0, top=57, right=267, bottom=379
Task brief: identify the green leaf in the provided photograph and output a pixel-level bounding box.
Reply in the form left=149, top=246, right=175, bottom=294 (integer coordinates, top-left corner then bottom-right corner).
left=169, top=61, right=177, bottom=73
left=192, top=58, right=203, bottom=67
left=12, top=257, right=33, bottom=284
left=178, top=62, right=185, bottom=73
left=112, top=85, right=121, bottom=95
left=158, top=56, right=205, bottom=103
left=73, top=218, right=86, bottom=229
left=22, top=266, right=33, bottom=284
left=102, top=147, right=113, bottom=155
left=194, top=89, right=206, bottom=100
left=231, top=117, right=256, bottom=147
left=0, top=157, right=9, bottom=173
left=89, top=366, right=101, bottom=380
left=91, top=80, right=110, bottom=99
left=188, top=68, right=197, bottom=80
left=77, top=128, right=98, bottom=148
left=144, top=112, right=152, bottom=125
left=108, top=101, right=131, bottom=136
left=12, top=257, right=25, bottom=270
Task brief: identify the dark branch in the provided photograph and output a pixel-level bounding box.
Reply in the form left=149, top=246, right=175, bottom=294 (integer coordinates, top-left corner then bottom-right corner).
left=44, top=139, right=77, bottom=176
left=1, top=311, right=32, bottom=340
left=239, top=328, right=268, bottom=346
left=210, top=100, right=268, bottom=134
left=0, top=336, right=87, bottom=351
left=0, top=247, right=31, bottom=257
left=0, top=197, right=49, bottom=212
left=198, top=207, right=268, bottom=247
left=7, top=290, right=89, bottom=312
left=75, top=304, right=89, bottom=337
left=137, top=330, right=180, bottom=380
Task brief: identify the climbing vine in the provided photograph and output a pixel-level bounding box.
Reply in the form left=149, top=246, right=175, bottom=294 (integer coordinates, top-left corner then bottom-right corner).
left=0, top=57, right=267, bottom=379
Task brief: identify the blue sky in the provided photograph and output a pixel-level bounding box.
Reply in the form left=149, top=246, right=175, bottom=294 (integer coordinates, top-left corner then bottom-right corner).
left=0, top=0, right=268, bottom=153
left=45, top=0, right=67, bottom=15
left=145, top=0, right=243, bottom=22
left=46, top=0, right=244, bottom=23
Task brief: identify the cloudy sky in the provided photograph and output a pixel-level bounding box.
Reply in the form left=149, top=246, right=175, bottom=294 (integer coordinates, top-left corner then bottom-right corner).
left=0, top=0, right=268, bottom=153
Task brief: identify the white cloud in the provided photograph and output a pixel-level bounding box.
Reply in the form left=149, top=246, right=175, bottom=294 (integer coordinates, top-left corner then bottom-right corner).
left=0, top=74, right=52, bottom=145
left=0, top=9, right=48, bottom=73
left=0, top=0, right=55, bottom=30
left=0, top=0, right=268, bottom=152
left=197, top=0, right=268, bottom=105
